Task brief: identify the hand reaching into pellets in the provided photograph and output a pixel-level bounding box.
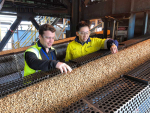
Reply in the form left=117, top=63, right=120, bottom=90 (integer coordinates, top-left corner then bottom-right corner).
left=56, top=62, right=72, bottom=73
left=110, top=43, right=118, bottom=54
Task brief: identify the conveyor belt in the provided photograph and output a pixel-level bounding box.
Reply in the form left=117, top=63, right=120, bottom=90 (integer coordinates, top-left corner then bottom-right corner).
left=119, top=34, right=150, bottom=48
left=58, top=53, right=150, bottom=113
left=59, top=77, right=150, bottom=113
left=0, top=36, right=150, bottom=110
left=0, top=71, right=48, bottom=99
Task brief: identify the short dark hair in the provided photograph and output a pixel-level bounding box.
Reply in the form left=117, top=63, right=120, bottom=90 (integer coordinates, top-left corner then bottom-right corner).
left=39, top=24, right=56, bottom=36
left=76, top=21, right=90, bottom=31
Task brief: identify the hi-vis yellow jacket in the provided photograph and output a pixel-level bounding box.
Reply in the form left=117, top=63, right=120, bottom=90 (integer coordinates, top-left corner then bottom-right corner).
left=24, top=42, right=56, bottom=77
left=24, top=43, right=42, bottom=77
left=65, top=37, right=107, bottom=62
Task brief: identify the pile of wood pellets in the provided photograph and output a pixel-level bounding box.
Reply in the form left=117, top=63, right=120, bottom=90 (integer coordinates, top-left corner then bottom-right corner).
left=0, top=39, right=150, bottom=113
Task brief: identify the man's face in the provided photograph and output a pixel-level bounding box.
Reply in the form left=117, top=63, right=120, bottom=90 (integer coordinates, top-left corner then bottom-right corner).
left=39, top=30, right=55, bottom=49
left=76, top=26, right=90, bottom=43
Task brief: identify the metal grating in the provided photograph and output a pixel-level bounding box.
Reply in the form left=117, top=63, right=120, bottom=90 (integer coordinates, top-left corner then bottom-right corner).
left=15, top=52, right=25, bottom=71
left=119, top=34, right=150, bottom=48
left=0, top=71, right=49, bottom=99
left=60, top=77, right=150, bottom=113
left=0, top=52, right=78, bottom=98
left=0, top=72, right=22, bottom=85
left=116, top=85, right=150, bottom=113
left=0, top=53, right=24, bottom=84
left=0, top=54, right=18, bottom=77
left=72, top=50, right=110, bottom=66
left=59, top=99, right=101, bottom=113
left=83, top=77, right=148, bottom=113
left=126, top=60, right=150, bottom=81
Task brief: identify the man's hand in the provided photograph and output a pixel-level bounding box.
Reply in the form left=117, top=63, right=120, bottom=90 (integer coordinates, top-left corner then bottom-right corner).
left=110, top=43, right=118, bottom=54
left=56, top=62, right=72, bottom=73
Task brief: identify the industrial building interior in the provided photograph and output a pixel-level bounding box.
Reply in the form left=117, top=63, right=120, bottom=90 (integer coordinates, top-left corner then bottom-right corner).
left=0, top=0, right=150, bottom=113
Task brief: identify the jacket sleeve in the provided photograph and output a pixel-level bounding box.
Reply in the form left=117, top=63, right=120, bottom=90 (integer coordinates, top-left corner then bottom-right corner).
left=94, top=38, right=118, bottom=50
left=107, top=39, right=119, bottom=50
left=25, top=52, right=58, bottom=71
left=93, top=38, right=107, bottom=49
left=65, top=44, right=72, bottom=62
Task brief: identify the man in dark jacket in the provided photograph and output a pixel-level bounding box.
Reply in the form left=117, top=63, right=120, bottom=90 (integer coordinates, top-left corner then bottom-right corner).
left=24, top=24, right=72, bottom=76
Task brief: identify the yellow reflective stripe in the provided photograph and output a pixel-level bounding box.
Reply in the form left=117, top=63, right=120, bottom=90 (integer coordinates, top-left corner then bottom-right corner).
left=30, top=47, right=40, bottom=59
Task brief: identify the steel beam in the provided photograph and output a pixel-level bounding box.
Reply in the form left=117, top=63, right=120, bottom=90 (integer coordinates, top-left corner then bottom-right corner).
left=90, top=22, right=102, bottom=32
left=34, top=9, right=69, bottom=15
left=1, top=8, right=70, bottom=17
left=51, top=18, right=60, bottom=26
left=110, top=19, right=116, bottom=39
left=112, top=0, right=115, bottom=14
left=142, top=12, right=148, bottom=35
left=30, top=17, right=39, bottom=30
left=83, top=0, right=150, bottom=20
left=70, top=0, right=79, bottom=37
left=0, top=17, right=22, bottom=51
left=84, top=0, right=112, bottom=20
left=133, top=0, right=150, bottom=12
left=5, top=0, right=67, bottom=9
left=130, top=0, right=134, bottom=12
left=1, top=0, right=71, bottom=19
left=103, top=18, right=108, bottom=38
left=127, top=13, right=136, bottom=39
left=115, top=0, right=131, bottom=14
left=0, top=0, right=5, bottom=10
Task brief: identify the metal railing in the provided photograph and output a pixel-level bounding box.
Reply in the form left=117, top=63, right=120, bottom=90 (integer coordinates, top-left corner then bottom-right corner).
left=20, top=28, right=37, bottom=47
left=13, top=16, right=53, bottom=48
left=11, top=16, right=68, bottom=49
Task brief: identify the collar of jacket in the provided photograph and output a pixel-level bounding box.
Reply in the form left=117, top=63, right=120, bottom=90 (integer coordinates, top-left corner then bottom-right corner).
left=75, top=36, right=91, bottom=45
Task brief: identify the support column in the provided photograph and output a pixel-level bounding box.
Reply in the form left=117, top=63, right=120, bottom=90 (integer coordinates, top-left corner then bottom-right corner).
left=95, top=19, right=98, bottom=32
left=63, top=18, right=66, bottom=39
left=110, top=19, right=116, bottom=39
left=0, top=17, right=22, bottom=51
left=66, top=19, right=71, bottom=38
left=0, top=22, right=1, bottom=41
left=127, top=13, right=136, bottom=39
left=142, top=12, right=148, bottom=35
left=103, top=18, right=108, bottom=38
left=70, top=0, right=79, bottom=37
left=110, top=20, right=114, bottom=38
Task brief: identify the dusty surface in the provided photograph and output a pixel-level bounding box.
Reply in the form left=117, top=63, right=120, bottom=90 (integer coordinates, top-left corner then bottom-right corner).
left=0, top=39, right=150, bottom=113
